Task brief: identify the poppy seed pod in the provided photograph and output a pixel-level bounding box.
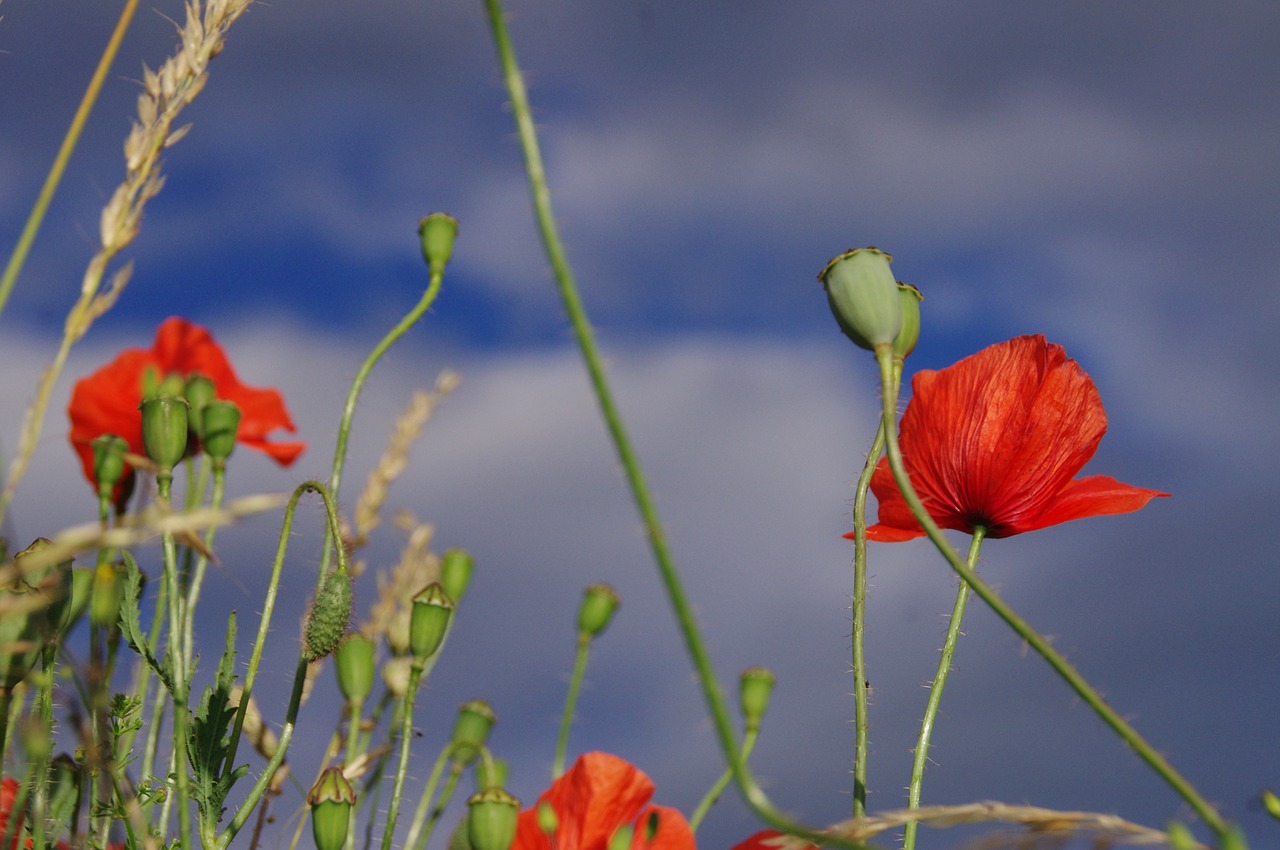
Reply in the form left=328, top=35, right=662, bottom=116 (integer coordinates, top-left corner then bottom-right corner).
left=308, top=767, right=356, bottom=850
left=893, top=282, right=924, bottom=362
left=450, top=699, right=496, bottom=765
left=90, top=435, right=129, bottom=503
left=334, top=633, right=376, bottom=704
left=183, top=373, right=216, bottom=438
left=201, top=400, right=241, bottom=462
left=410, top=582, right=455, bottom=662
left=739, top=666, right=776, bottom=732
left=139, top=395, right=189, bottom=471
left=576, top=583, right=620, bottom=638
left=439, top=548, right=474, bottom=605
left=420, top=212, right=459, bottom=276
left=467, top=787, right=520, bottom=850
left=476, top=757, right=507, bottom=790
left=818, top=247, right=902, bottom=352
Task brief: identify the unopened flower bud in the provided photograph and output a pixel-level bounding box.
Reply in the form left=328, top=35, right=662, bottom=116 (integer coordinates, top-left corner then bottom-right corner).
left=739, top=666, right=776, bottom=732
left=536, top=802, right=558, bottom=837
left=139, top=395, right=189, bottom=471
left=91, top=435, right=129, bottom=501
left=183, top=374, right=216, bottom=438
left=420, top=213, right=459, bottom=277
left=201, top=400, right=241, bottom=462
left=577, top=583, right=620, bottom=638
left=439, top=548, right=474, bottom=605
left=818, top=247, right=901, bottom=352
left=467, top=787, right=519, bottom=850
left=409, top=582, right=454, bottom=662
left=335, top=633, right=376, bottom=704
left=304, top=567, right=352, bottom=661
left=308, top=767, right=356, bottom=850
left=450, top=699, right=496, bottom=765
left=893, top=282, right=923, bottom=362
left=91, top=561, right=125, bottom=628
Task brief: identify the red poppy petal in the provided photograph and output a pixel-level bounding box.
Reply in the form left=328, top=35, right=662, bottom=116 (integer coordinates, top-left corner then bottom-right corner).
left=1012, top=474, right=1170, bottom=535
left=631, top=806, right=694, bottom=850
left=540, top=753, right=654, bottom=850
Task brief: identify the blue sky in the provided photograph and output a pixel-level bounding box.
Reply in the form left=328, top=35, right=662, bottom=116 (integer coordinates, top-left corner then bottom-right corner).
left=2, top=2, right=1279, bottom=849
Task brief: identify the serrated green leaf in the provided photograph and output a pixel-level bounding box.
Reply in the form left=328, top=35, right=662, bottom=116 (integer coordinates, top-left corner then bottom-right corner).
left=186, top=610, right=240, bottom=826
left=117, top=551, right=172, bottom=693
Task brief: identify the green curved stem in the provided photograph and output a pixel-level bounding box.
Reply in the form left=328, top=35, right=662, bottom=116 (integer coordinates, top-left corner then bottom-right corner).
left=553, top=634, right=590, bottom=778
left=871, top=346, right=1229, bottom=840
left=406, top=756, right=462, bottom=850
left=403, top=748, right=453, bottom=850
left=851, top=417, right=888, bottom=817
left=902, top=528, right=984, bottom=850
left=481, top=5, right=870, bottom=846
left=689, top=727, right=758, bottom=833
left=0, top=0, right=139, bottom=323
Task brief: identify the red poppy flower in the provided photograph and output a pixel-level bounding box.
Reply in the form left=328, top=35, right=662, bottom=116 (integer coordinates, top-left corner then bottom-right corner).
left=0, top=778, right=23, bottom=850
left=68, top=317, right=305, bottom=503
left=854, top=335, right=1168, bottom=542
left=513, top=753, right=694, bottom=850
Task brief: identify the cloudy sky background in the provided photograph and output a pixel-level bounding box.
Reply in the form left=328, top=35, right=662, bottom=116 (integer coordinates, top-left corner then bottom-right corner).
left=2, top=2, right=1278, bottom=848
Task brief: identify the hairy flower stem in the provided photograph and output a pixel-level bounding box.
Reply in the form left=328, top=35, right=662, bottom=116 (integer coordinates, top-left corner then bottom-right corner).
left=157, top=473, right=194, bottom=850
left=872, top=347, right=1229, bottom=840
left=553, top=634, right=591, bottom=778
left=405, top=754, right=461, bottom=850
left=902, top=529, right=984, bottom=850
left=482, top=5, right=869, bottom=848
left=381, top=663, right=424, bottom=850
left=0, top=0, right=139, bottom=322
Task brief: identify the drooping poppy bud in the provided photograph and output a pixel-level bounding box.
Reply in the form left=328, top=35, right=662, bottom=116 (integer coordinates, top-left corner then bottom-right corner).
left=818, top=247, right=901, bottom=352
left=439, top=548, right=474, bottom=605
left=450, top=699, right=496, bottom=766
left=139, top=395, right=189, bottom=472
left=409, top=582, right=454, bottom=662
left=334, top=633, right=376, bottom=704
left=420, top=213, right=459, bottom=277
left=201, top=400, right=241, bottom=463
left=739, top=666, right=776, bottom=732
left=576, top=583, right=620, bottom=638
left=183, top=373, right=216, bottom=439
left=304, top=567, right=352, bottom=661
left=308, top=767, right=356, bottom=850
left=466, top=787, right=519, bottom=850
left=892, top=282, right=923, bottom=362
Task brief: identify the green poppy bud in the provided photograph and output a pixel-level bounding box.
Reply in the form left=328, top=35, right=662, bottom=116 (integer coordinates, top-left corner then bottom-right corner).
left=90, top=435, right=130, bottom=502
left=893, top=282, right=923, bottom=362
left=420, top=213, right=459, bottom=277
left=476, top=757, right=507, bottom=790
left=304, top=567, right=352, bottom=662
left=308, top=767, right=356, bottom=850
left=139, top=395, right=190, bottom=472
left=739, top=666, right=776, bottom=732
left=576, top=583, right=620, bottom=639
left=818, top=247, right=901, bottom=352
left=467, top=787, right=519, bottom=850
left=90, top=560, right=125, bottom=628
left=450, top=699, right=496, bottom=765
left=439, top=548, right=474, bottom=605
left=607, top=823, right=634, bottom=850
left=334, top=633, right=376, bottom=704
left=409, top=582, right=454, bottom=662
left=536, top=802, right=558, bottom=838
left=201, top=400, right=241, bottom=462
left=183, top=374, right=216, bottom=438
left=1264, top=789, right=1280, bottom=822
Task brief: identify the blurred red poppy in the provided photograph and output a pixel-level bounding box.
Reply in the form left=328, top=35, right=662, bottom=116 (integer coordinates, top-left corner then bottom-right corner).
left=513, top=753, right=694, bottom=850
left=68, top=317, right=305, bottom=506
left=855, top=334, right=1167, bottom=542
left=0, top=778, right=23, bottom=850
left=730, top=831, right=815, bottom=850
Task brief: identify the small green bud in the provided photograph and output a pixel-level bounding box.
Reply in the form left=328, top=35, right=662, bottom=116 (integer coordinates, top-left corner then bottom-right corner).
left=892, top=282, right=923, bottom=362
left=420, top=213, right=459, bottom=277
left=308, top=767, right=356, bottom=850
left=536, top=802, right=558, bottom=838
left=201, top=400, right=241, bottom=462
left=90, top=435, right=130, bottom=501
left=476, top=757, right=507, bottom=790
left=450, top=699, right=496, bottom=765
left=183, top=374, right=216, bottom=438
left=139, top=395, right=190, bottom=471
left=577, top=583, right=620, bottom=638
left=304, top=567, right=352, bottom=661
left=409, top=582, right=454, bottom=662
left=739, top=666, right=776, bottom=732
left=818, top=247, right=901, bottom=352
left=607, top=823, right=634, bottom=850
left=467, top=787, right=519, bottom=850
left=1263, top=789, right=1280, bottom=822
left=334, top=633, right=376, bottom=704
left=439, top=548, right=475, bottom=605
left=90, top=560, right=125, bottom=628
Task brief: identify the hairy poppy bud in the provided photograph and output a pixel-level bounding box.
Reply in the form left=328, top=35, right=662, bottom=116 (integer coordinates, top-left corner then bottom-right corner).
left=201, top=400, right=241, bottom=462
left=739, top=666, right=776, bottom=732
left=893, top=282, right=923, bottom=362
left=420, top=213, right=459, bottom=276
left=91, top=435, right=129, bottom=502
left=410, top=582, right=454, bottom=662
left=139, top=395, right=189, bottom=472
left=576, top=583, right=620, bottom=638
left=450, top=699, right=496, bottom=765
left=308, top=767, right=356, bottom=850
left=183, top=374, right=216, bottom=438
left=467, top=787, right=519, bottom=850
left=304, top=567, right=352, bottom=661
left=334, top=633, right=375, bottom=704
left=440, top=548, right=474, bottom=605
left=818, top=247, right=901, bottom=352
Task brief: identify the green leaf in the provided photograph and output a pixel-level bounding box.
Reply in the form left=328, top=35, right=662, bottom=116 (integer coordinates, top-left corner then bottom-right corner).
left=117, top=551, right=173, bottom=693
left=186, top=610, right=243, bottom=826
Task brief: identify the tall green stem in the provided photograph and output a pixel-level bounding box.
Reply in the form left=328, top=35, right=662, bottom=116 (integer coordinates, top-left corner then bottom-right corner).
left=380, top=663, right=424, bottom=850
left=902, top=529, right=984, bottom=850
left=157, top=473, right=193, bottom=850
left=553, top=635, right=590, bottom=778
left=480, top=5, right=869, bottom=847
left=850, top=419, right=887, bottom=817
left=871, top=347, right=1228, bottom=840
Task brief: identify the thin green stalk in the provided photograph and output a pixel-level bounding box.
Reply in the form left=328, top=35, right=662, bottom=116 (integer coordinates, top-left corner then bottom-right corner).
left=850, top=419, right=886, bottom=818
left=404, top=754, right=461, bottom=850
left=157, top=472, right=194, bottom=850
left=183, top=462, right=224, bottom=672
left=553, top=634, right=590, bottom=778
left=380, top=662, right=424, bottom=850
left=481, top=5, right=869, bottom=847
left=901, top=529, right=984, bottom=850
left=688, top=727, right=758, bottom=833
left=871, top=346, right=1229, bottom=840
left=0, top=0, right=139, bottom=322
